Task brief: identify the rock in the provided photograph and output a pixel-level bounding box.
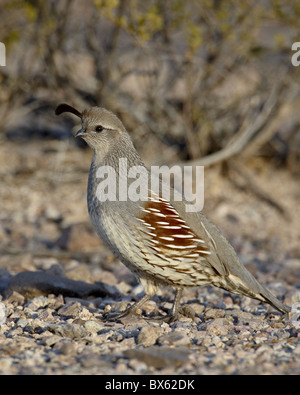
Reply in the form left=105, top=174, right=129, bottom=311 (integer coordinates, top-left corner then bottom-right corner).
left=128, top=358, right=148, bottom=372
left=3, top=291, right=25, bottom=306
left=65, top=264, right=92, bottom=282
left=56, top=223, right=100, bottom=251
left=53, top=340, right=76, bottom=356
left=47, top=323, right=88, bottom=339
left=44, top=207, right=63, bottom=223
left=57, top=301, right=82, bottom=317
left=294, top=344, right=300, bottom=356
left=36, top=308, right=54, bottom=321
left=84, top=320, right=103, bottom=333
left=206, top=318, right=230, bottom=336
left=0, top=268, right=12, bottom=294
left=205, top=308, right=225, bottom=320
left=188, top=303, right=205, bottom=316
left=0, top=358, right=12, bottom=371
left=136, top=325, right=161, bottom=347
left=26, top=296, right=50, bottom=311
left=0, top=302, right=7, bottom=325
left=124, top=346, right=191, bottom=369
left=110, top=301, right=129, bottom=313
left=158, top=332, right=191, bottom=346
left=78, top=353, right=112, bottom=369
left=5, top=268, right=119, bottom=300
left=179, top=304, right=196, bottom=320
left=41, top=335, right=65, bottom=347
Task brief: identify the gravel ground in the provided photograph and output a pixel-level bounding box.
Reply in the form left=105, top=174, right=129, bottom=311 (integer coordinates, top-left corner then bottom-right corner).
left=0, top=270, right=299, bottom=375
left=0, top=140, right=299, bottom=375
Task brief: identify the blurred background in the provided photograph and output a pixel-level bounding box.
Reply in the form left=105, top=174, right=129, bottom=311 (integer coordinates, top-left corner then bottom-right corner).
left=1, top=0, right=300, bottom=164
left=0, top=0, right=299, bottom=280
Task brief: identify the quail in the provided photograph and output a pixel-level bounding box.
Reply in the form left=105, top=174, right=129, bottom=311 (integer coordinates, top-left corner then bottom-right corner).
left=55, top=103, right=290, bottom=321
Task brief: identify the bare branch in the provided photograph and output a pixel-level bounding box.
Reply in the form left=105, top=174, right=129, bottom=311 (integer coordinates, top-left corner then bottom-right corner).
left=180, top=70, right=286, bottom=168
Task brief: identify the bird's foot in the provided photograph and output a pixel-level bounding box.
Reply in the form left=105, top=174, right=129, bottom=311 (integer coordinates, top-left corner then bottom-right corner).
left=103, top=294, right=152, bottom=321
left=144, top=312, right=178, bottom=323
left=103, top=306, right=178, bottom=323
left=103, top=305, right=139, bottom=321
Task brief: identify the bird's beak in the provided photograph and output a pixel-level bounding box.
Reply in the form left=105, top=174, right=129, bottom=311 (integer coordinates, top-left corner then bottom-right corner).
left=75, top=128, right=87, bottom=138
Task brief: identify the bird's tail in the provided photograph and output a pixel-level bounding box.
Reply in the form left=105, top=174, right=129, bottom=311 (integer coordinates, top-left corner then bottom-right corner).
left=256, top=285, right=290, bottom=314
left=225, top=271, right=290, bottom=314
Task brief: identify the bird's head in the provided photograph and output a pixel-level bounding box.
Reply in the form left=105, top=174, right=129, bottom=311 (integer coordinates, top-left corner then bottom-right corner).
left=55, top=103, right=126, bottom=152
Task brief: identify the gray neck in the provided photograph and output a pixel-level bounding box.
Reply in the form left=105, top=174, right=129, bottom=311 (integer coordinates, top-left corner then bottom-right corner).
left=88, top=132, right=149, bottom=211
left=93, top=132, right=145, bottom=170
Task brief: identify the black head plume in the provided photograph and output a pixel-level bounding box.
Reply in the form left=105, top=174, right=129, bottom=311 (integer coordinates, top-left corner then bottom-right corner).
left=55, top=103, right=82, bottom=118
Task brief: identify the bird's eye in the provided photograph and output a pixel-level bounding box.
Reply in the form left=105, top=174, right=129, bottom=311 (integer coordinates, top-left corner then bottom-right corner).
left=95, top=125, right=103, bottom=132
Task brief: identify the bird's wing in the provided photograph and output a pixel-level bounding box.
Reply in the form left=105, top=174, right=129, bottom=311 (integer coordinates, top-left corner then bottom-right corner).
left=133, top=191, right=229, bottom=282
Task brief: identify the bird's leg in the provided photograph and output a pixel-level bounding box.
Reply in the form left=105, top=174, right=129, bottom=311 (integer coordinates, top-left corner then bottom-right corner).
left=146, top=288, right=183, bottom=323
left=104, top=287, right=184, bottom=322
left=170, top=288, right=183, bottom=321
left=104, top=293, right=152, bottom=321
